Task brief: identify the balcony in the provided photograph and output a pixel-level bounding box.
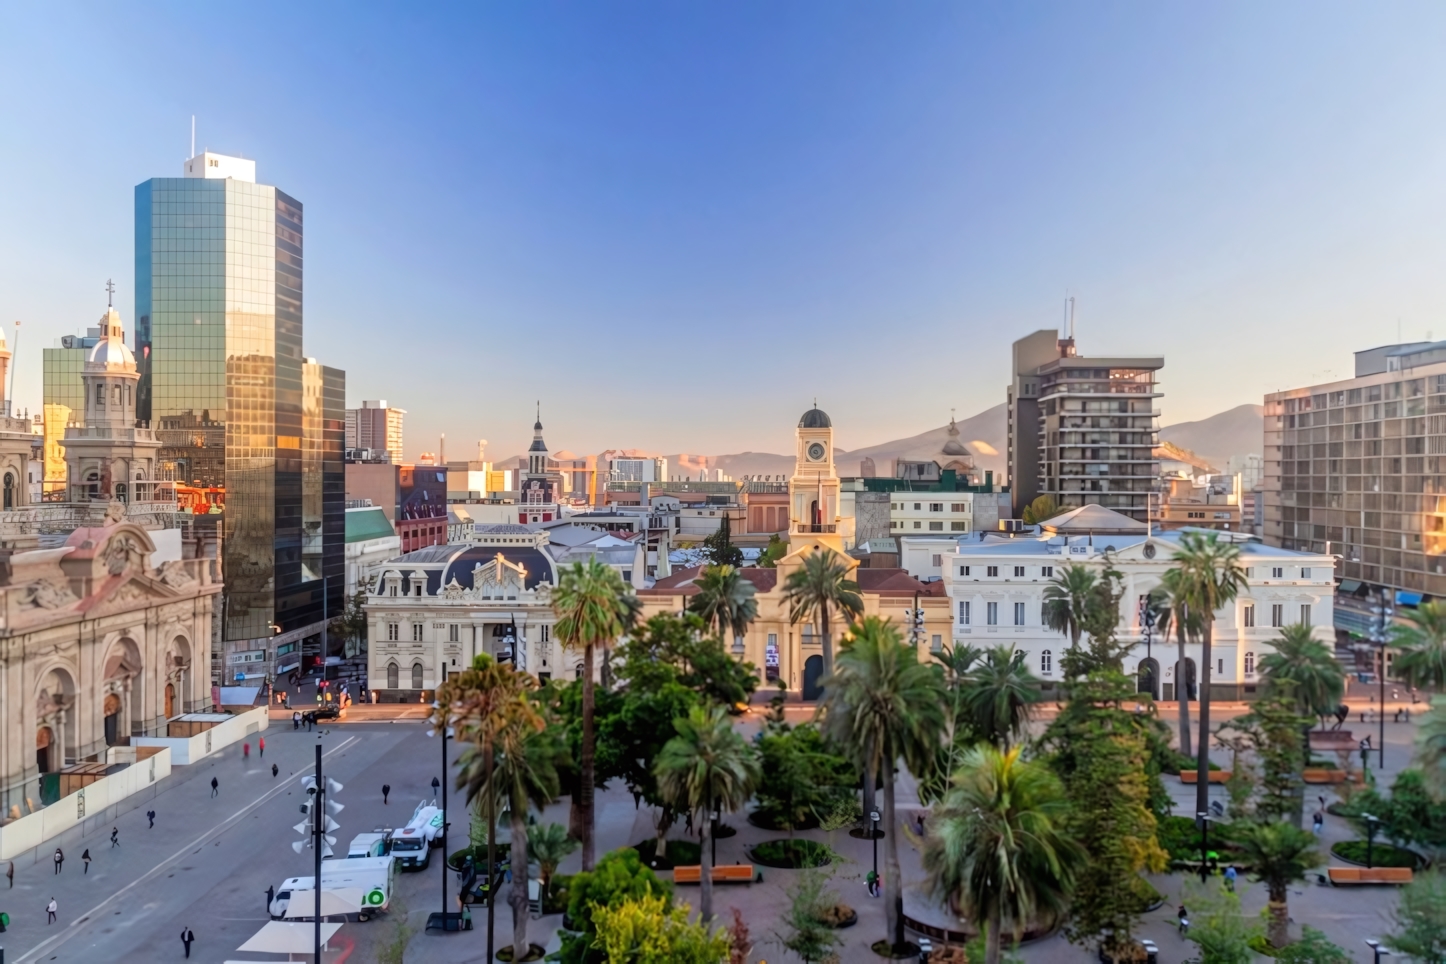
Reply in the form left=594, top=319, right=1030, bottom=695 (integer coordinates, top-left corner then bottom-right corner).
left=0, top=499, right=183, bottom=540
left=795, top=523, right=838, bottom=534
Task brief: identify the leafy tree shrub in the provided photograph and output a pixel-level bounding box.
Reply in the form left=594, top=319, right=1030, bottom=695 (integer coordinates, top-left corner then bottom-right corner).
left=752, top=722, right=854, bottom=834
left=592, top=893, right=730, bottom=964
left=1273, top=926, right=1352, bottom=964
left=1387, top=871, right=1446, bottom=964
left=750, top=838, right=832, bottom=868
left=555, top=848, right=671, bottom=964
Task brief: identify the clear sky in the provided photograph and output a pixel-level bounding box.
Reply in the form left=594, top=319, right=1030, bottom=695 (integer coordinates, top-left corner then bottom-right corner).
left=3, top=3, right=1445, bottom=461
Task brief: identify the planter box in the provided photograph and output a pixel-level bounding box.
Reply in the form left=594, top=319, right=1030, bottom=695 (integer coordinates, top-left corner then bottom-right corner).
left=1179, top=770, right=1231, bottom=784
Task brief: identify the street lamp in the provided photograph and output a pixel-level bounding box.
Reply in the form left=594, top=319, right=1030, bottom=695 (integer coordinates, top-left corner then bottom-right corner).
left=1365, top=939, right=1390, bottom=964
left=1369, top=587, right=1393, bottom=770
left=1362, top=813, right=1382, bottom=869
left=870, top=810, right=880, bottom=888
left=1196, top=812, right=1213, bottom=884
left=711, top=807, right=721, bottom=868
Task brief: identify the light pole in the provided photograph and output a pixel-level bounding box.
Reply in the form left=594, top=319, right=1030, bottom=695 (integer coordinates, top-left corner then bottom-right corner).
left=1365, top=939, right=1390, bottom=964
left=870, top=810, right=880, bottom=886
left=1362, top=813, right=1381, bottom=869
left=1196, top=812, right=1213, bottom=884
left=711, top=806, right=720, bottom=868
left=1370, top=587, right=1392, bottom=770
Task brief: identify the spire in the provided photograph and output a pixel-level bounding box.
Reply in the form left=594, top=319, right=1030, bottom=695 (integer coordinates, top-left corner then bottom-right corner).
left=106, top=278, right=115, bottom=308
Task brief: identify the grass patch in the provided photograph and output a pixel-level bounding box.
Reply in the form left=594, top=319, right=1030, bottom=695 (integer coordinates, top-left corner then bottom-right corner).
left=1330, top=840, right=1425, bottom=869
left=748, top=808, right=820, bottom=832
left=632, top=838, right=702, bottom=870
left=750, top=838, right=832, bottom=869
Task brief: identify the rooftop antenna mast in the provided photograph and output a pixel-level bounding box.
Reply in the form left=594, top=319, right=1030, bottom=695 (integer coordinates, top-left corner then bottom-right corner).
left=190, top=116, right=195, bottom=159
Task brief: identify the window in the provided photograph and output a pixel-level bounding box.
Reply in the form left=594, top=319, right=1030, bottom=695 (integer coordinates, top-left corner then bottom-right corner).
left=1301, top=568, right=1311, bottom=579
left=414, top=581, right=423, bottom=597
left=387, top=623, right=399, bottom=641
left=951, top=503, right=966, bottom=512
left=929, top=521, right=943, bottom=531
left=412, top=623, right=424, bottom=641
left=929, top=503, right=944, bottom=512
left=1271, top=567, right=1284, bottom=579
left=1013, top=566, right=1025, bottom=577
left=622, top=569, right=632, bottom=582
left=95, top=384, right=104, bottom=406
left=931, top=634, right=942, bottom=650
left=987, top=566, right=999, bottom=577
left=960, top=566, right=971, bottom=576
left=1300, top=604, right=1312, bottom=627
left=448, top=624, right=459, bottom=642
left=411, top=663, right=424, bottom=689
left=914, top=521, right=922, bottom=529
left=1271, top=604, right=1284, bottom=628
left=987, top=602, right=999, bottom=625
left=1041, top=566, right=1053, bottom=577
left=1217, top=658, right=1224, bottom=675
left=387, top=663, right=399, bottom=688
left=1246, top=567, right=1254, bottom=578
left=950, top=522, right=967, bottom=531
left=1243, top=604, right=1255, bottom=628
left=1040, top=650, right=1053, bottom=675
left=913, top=503, right=921, bottom=511
left=931, top=553, right=943, bottom=567
left=540, top=625, right=550, bottom=642
left=959, top=601, right=970, bottom=625
left=1013, top=602, right=1025, bottom=626
left=1244, top=652, right=1255, bottom=676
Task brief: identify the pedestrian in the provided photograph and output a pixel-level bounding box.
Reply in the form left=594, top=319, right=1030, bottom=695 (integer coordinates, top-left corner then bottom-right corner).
left=382, top=783, right=391, bottom=805
left=211, top=776, right=219, bottom=797
left=865, top=869, right=879, bottom=897
left=53, top=848, right=62, bottom=874
left=243, top=742, right=250, bottom=760
left=258, top=737, right=265, bottom=759
left=266, top=884, right=275, bottom=915
left=148, top=809, right=156, bottom=828
left=271, top=763, right=279, bottom=779
left=46, top=897, right=57, bottom=924
left=180, top=926, right=195, bottom=958
left=1312, top=811, right=1324, bottom=835
left=82, top=849, right=91, bottom=875
left=1224, top=865, right=1237, bottom=892
left=293, top=710, right=300, bottom=731
left=1177, top=904, right=1189, bottom=936
left=1318, top=794, right=1326, bottom=812
left=6, top=860, right=13, bottom=888
left=110, top=826, right=119, bottom=847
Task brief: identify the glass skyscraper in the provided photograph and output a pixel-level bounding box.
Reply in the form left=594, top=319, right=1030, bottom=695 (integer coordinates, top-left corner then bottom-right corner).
left=136, top=152, right=343, bottom=651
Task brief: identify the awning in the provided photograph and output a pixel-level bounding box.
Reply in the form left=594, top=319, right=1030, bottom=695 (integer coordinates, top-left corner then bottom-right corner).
left=237, top=921, right=342, bottom=953
left=1337, top=580, right=1362, bottom=594
left=1397, top=590, right=1424, bottom=607
left=282, top=888, right=365, bottom=918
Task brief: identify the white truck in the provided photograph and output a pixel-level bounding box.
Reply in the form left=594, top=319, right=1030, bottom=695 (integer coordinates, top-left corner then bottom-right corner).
left=269, top=855, right=396, bottom=921
left=390, top=801, right=445, bottom=871
left=347, top=831, right=390, bottom=859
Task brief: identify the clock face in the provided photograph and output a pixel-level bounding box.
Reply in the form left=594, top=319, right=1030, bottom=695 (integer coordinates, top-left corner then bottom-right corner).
left=807, top=442, right=826, bottom=462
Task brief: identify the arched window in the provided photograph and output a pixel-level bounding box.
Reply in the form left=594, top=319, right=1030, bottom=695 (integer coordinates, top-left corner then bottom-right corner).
left=1243, top=652, right=1255, bottom=677
left=411, top=662, right=424, bottom=689
left=96, top=384, right=104, bottom=407
left=1040, top=650, right=1053, bottom=675
left=386, top=662, right=399, bottom=689
left=2, top=472, right=14, bottom=510
left=115, top=482, right=127, bottom=504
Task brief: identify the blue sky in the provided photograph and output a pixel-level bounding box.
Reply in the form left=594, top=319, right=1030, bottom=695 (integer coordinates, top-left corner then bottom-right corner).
left=3, top=3, right=1446, bottom=460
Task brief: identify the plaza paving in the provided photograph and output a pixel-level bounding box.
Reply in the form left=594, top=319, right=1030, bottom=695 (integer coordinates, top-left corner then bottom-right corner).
left=0, top=692, right=1425, bottom=963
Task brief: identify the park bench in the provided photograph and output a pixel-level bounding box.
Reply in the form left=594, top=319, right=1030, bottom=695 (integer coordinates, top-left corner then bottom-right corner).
left=1327, top=866, right=1414, bottom=885
left=1303, top=769, right=1361, bottom=785
left=673, top=864, right=757, bottom=885
left=1179, top=770, right=1231, bottom=784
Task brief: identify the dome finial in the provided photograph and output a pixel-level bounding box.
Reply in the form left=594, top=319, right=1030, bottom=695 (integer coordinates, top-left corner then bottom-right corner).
left=106, top=278, right=115, bottom=308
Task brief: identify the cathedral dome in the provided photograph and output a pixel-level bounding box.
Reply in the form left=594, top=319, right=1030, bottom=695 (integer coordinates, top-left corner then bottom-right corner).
left=798, top=407, right=832, bottom=429
left=86, top=336, right=136, bottom=369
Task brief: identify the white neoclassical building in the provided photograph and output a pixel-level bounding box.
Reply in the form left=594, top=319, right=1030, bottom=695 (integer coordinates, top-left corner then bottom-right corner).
left=944, top=505, right=1336, bottom=701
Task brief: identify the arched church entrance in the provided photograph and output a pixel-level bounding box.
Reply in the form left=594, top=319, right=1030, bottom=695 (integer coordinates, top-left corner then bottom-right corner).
left=1173, top=658, right=1197, bottom=701
left=104, top=693, right=122, bottom=746
left=802, top=655, right=824, bottom=701
left=1137, top=658, right=1160, bottom=701
left=36, top=726, right=54, bottom=774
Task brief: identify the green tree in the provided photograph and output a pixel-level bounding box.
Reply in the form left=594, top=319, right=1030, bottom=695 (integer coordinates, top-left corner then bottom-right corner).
left=1226, top=821, right=1321, bottom=949
left=557, top=848, right=671, bottom=964
left=1152, top=569, right=1203, bottom=759
left=552, top=558, right=636, bottom=870
left=1416, top=696, right=1446, bottom=798
left=1181, top=884, right=1261, bottom=964
left=1381, top=768, right=1446, bottom=853
left=1393, top=600, right=1446, bottom=693
left=689, top=564, right=758, bottom=654
left=527, top=821, right=578, bottom=901
left=1042, top=563, right=1096, bottom=654
left=616, top=612, right=757, bottom=708
left=1258, top=623, right=1346, bottom=727
left=1387, top=870, right=1446, bottom=964
left=753, top=721, right=854, bottom=836
left=1214, top=695, right=1309, bottom=824
left=756, top=532, right=788, bottom=568
left=1021, top=494, right=1059, bottom=526
left=958, top=645, right=1041, bottom=749
left=337, top=589, right=369, bottom=657
left=654, top=704, right=761, bottom=924
left=1169, top=530, right=1249, bottom=816
left=1064, top=557, right=1129, bottom=678
left=782, top=548, right=863, bottom=680
left=701, top=514, right=744, bottom=568
left=819, top=616, right=946, bottom=953
left=1274, top=927, right=1351, bottom=964
left=773, top=867, right=843, bottom=964
left=592, top=892, right=731, bottom=964
left=922, top=745, right=1080, bottom=964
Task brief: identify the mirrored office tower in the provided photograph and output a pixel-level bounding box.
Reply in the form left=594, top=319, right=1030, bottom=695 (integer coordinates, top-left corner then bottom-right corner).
left=136, top=152, right=344, bottom=654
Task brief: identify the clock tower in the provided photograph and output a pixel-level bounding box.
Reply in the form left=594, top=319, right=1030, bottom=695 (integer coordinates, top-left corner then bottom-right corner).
left=789, top=405, right=843, bottom=551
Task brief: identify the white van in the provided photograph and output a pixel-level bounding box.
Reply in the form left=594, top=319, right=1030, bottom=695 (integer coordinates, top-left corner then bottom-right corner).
left=390, top=801, right=445, bottom=871
left=270, top=855, right=396, bottom=921
left=347, top=831, right=390, bottom=859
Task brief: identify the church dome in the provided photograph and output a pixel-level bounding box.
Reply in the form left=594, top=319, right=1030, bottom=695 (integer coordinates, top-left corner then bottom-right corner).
left=86, top=336, right=136, bottom=369
left=941, top=416, right=970, bottom=457
left=798, top=407, right=832, bottom=429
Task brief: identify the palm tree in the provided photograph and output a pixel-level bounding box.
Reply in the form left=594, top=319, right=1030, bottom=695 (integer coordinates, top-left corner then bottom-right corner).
left=922, top=745, right=1080, bottom=964
left=1227, top=821, right=1321, bottom=949
left=1414, top=695, right=1446, bottom=797
left=1042, top=563, right=1097, bottom=654
left=958, top=645, right=1041, bottom=750
left=526, top=821, right=578, bottom=902
left=457, top=712, right=565, bottom=960
left=552, top=557, right=635, bottom=870
left=819, top=616, right=946, bottom=953
left=655, top=703, right=761, bottom=925
left=1153, top=570, right=1202, bottom=759
left=689, top=563, right=759, bottom=653
left=1392, top=600, right=1446, bottom=693
left=1258, top=623, right=1346, bottom=727
left=1169, top=531, right=1248, bottom=815
left=782, top=549, right=863, bottom=680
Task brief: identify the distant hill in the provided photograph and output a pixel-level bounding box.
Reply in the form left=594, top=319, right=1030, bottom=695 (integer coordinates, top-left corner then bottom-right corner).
left=1158, top=404, right=1264, bottom=470
left=838, top=403, right=1009, bottom=478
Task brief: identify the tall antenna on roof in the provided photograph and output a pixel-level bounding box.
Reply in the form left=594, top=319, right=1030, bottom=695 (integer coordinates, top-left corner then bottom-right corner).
left=191, top=115, right=195, bottom=159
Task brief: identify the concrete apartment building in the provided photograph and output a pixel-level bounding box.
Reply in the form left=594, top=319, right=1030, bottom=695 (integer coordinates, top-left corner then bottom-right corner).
left=1008, top=329, right=1162, bottom=523
left=345, top=400, right=404, bottom=463
left=1264, top=340, right=1446, bottom=638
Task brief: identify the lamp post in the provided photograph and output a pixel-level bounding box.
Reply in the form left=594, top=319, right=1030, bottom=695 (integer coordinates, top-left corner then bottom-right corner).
left=1369, top=587, right=1393, bottom=770
left=870, top=810, right=880, bottom=885
left=711, top=806, right=720, bottom=868
left=1365, top=939, right=1390, bottom=964
left=1196, top=812, right=1212, bottom=884
left=1363, top=813, right=1381, bottom=869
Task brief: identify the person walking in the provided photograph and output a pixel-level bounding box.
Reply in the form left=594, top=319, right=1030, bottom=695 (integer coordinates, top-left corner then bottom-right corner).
left=243, top=742, right=250, bottom=761
left=53, top=848, right=62, bottom=874
left=258, top=737, right=265, bottom=759
left=7, top=860, right=14, bottom=888
left=382, top=783, right=391, bottom=805
left=211, top=777, right=219, bottom=797
left=180, top=926, right=195, bottom=958
left=148, top=809, right=156, bottom=828
left=266, top=884, right=275, bottom=915
left=1177, top=904, right=1190, bottom=936
left=271, top=763, right=279, bottom=779
left=1312, top=811, right=1324, bottom=835
left=1224, top=865, right=1237, bottom=892
left=110, top=826, right=119, bottom=847
left=46, top=897, right=57, bottom=924
left=81, top=849, right=91, bottom=875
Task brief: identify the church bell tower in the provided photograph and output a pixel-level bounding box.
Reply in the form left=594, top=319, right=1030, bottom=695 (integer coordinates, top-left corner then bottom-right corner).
left=788, top=405, right=843, bottom=551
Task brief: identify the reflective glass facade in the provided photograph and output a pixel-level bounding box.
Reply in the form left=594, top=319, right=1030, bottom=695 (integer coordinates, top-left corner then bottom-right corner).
left=136, top=176, right=343, bottom=642
left=42, top=347, right=88, bottom=493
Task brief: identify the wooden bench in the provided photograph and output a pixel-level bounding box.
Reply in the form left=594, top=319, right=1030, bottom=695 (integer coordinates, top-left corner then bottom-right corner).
left=673, top=864, right=757, bottom=885
left=1328, top=866, right=1414, bottom=885
left=1303, top=769, right=1361, bottom=785
left=1179, top=770, right=1231, bottom=784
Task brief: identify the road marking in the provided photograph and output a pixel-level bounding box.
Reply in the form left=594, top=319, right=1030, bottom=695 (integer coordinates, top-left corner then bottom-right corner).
left=13, top=735, right=360, bottom=963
